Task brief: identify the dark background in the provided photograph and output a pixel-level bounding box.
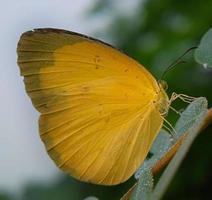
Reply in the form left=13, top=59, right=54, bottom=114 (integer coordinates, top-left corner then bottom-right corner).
left=1, top=0, right=211, bottom=199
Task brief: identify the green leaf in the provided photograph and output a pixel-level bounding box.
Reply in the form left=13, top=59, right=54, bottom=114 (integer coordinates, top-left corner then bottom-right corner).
left=131, top=98, right=207, bottom=200
left=150, top=97, right=208, bottom=200
left=194, top=28, right=212, bottom=68
left=131, top=168, right=153, bottom=200
left=150, top=129, right=172, bottom=157
left=175, top=97, right=208, bottom=136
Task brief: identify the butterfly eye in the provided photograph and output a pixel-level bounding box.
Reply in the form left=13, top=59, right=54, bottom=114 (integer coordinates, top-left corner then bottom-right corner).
left=159, top=80, right=168, bottom=91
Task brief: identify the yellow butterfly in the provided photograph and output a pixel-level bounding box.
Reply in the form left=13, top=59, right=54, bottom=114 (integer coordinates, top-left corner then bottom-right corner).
left=17, top=28, right=170, bottom=185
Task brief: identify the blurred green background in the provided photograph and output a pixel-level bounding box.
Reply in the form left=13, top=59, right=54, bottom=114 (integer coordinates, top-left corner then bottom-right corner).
left=1, top=0, right=212, bottom=199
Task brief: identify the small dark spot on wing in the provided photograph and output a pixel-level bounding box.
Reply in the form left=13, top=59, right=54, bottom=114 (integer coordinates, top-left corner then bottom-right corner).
left=81, top=86, right=90, bottom=92
left=94, top=55, right=101, bottom=69
left=95, top=55, right=101, bottom=63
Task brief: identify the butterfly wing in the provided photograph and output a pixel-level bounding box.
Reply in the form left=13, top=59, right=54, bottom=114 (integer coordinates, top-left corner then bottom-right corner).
left=17, top=28, right=163, bottom=185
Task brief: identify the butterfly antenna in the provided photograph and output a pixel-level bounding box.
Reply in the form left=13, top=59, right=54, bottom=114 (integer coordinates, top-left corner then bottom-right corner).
left=160, top=47, right=197, bottom=80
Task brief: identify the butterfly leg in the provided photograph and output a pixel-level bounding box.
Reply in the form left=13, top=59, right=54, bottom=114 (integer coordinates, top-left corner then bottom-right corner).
left=159, top=113, right=177, bottom=142
left=169, top=92, right=197, bottom=104
left=169, top=106, right=181, bottom=115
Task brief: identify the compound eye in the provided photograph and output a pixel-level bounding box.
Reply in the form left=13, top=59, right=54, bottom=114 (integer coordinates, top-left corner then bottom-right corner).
left=158, top=80, right=168, bottom=91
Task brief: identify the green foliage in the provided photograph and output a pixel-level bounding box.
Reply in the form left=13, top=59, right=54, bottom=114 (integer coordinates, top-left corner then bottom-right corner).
left=195, top=28, right=212, bottom=68
left=131, top=169, right=153, bottom=200
left=131, top=98, right=208, bottom=200
left=151, top=98, right=207, bottom=200
left=20, top=177, right=134, bottom=200
left=0, top=193, right=11, bottom=200
left=175, top=97, right=208, bottom=135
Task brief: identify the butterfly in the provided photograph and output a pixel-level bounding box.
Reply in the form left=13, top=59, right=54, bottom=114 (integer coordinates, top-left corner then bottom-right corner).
left=17, top=28, right=171, bottom=185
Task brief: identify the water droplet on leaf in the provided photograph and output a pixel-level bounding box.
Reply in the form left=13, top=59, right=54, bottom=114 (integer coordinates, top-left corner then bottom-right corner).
left=203, top=63, right=208, bottom=69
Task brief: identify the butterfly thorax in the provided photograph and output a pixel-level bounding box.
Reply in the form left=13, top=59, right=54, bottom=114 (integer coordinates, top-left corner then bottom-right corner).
left=155, top=81, right=169, bottom=117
